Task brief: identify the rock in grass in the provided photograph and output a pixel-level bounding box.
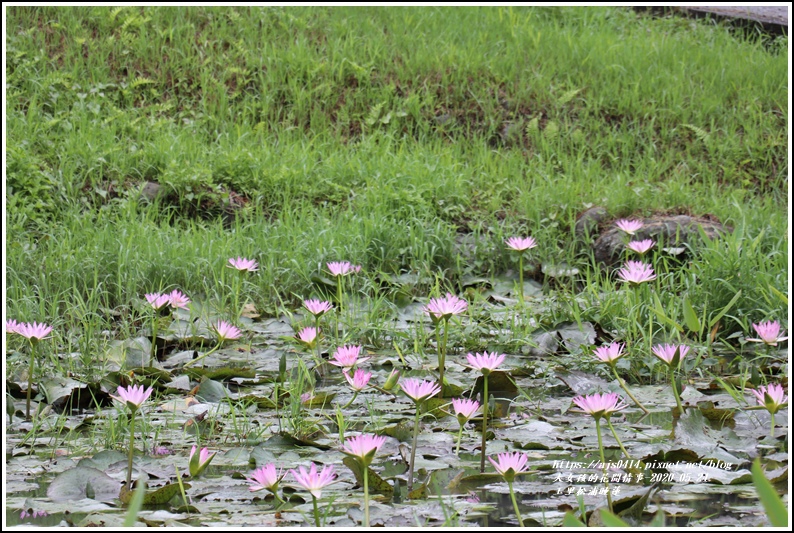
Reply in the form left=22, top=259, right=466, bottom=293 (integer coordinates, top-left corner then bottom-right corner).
left=589, top=212, right=730, bottom=266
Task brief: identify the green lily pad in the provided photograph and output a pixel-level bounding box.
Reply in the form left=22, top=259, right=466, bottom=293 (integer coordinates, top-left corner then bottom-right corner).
left=77, top=450, right=128, bottom=471
left=342, top=457, right=394, bottom=495
left=40, top=377, right=99, bottom=412
left=501, top=420, right=561, bottom=450
left=106, top=337, right=153, bottom=369
left=407, top=483, right=427, bottom=500
left=47, top=466, right=120, bottom=502
left=195, top=378, right=229, bottom=403
left=119, top=480, right=189, bottom=505
left=384, top=420, right=414, bottom=442
left=204, top=367, right=257, bottom=381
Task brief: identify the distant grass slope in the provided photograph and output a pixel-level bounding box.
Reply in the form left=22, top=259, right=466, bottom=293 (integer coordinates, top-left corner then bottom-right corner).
left=6, top=6, right=788, bottom=325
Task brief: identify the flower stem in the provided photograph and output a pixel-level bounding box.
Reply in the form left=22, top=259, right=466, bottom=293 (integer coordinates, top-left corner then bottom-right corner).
left=150, top=315, right=158, bottom=364
left=480, top=375, right=489, bottom=473
left=606, top=418, right=631, bottom=460
left=670, top=367, right=684, bottom=414
left=611, top=365, right=649, bottom=414
left=518, top=254, right=524, bottom=306
left=507, top=480, right=525, bottom=527
left=26, top=341, right=37, bottom=419
left=337, top=276, right=344, bottom=312
left=770, top=412, right=775, bottom=439
left=127, top=409, right=137, bottom=485
left=341, top=391, right=359, bottom=409
left=315, top=316, right=322, bottom=365
left=595, top=418, right=613, bottom=513
left=233, top=274, right=241, bottom=322
left=312, top=494, right=321, bottom=527
left=363, top=463, right=370, bottom=527
left=408, top=405, right=421, bottom=491
left=438, top=320, right=449, bottom=398
left=455, top=425, right=464, bottom=456
left=183, top=342, right=221, bottom=368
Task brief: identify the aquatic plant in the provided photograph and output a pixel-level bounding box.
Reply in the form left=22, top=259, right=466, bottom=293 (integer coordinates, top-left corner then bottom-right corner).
left=111, top=384, right=154, bottom=485
left=341, top=434, right=386, bottom=527
left=466, top=351, right=505, bottom=472
left=425, top=293, right=468, bottom=397
left=489, top=451, right=530, bottom=527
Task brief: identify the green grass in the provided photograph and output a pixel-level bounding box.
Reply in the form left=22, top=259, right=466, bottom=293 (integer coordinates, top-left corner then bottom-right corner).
left=6, top=6, right=788, bottom=367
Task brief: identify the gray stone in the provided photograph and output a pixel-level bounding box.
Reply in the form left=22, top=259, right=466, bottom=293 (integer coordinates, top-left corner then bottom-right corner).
left=574, top=206, right=609, bottom=240
left=139, top=181, right=163, bottom=202
left=593, top=214, right=730, bottom=266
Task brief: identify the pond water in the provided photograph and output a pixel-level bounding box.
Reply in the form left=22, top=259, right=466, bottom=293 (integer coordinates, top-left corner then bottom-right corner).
left=5, top=288, right=788, bottom=527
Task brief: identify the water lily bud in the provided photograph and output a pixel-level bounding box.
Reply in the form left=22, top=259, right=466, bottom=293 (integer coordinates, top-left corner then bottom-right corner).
left=382, top=368, right=401, bottom=391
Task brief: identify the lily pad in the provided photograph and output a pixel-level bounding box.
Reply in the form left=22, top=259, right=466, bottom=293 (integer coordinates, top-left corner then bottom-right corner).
left=195, top=378, right=230, bottom=403
left=77, top=450, right=128, bottom=471
left=40, top=377, right=99, bottom=412
left=119, top=480, right=189, bottom=505
left=342, top=457, right=394, bottom=495
left=47, top=466, right=120, bottom=502
left=501, top=420, right=561, bottom=450
left=106, top=337, right=153, bottom=369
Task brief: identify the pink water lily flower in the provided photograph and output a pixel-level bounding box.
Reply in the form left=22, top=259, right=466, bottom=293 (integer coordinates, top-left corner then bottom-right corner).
left=329, top=345, right=370, bottom=370
left=17, top=322, right=53, bottom=341
left=296, top=326, right=319, bottom=348
left=304, top=299, right=334, bottom=317
left=214, top=320, right=242, bottom=342
left=652, top=343, right=689, bottom=368
left=617, top=260, right=656, bottom=285
left=145, top=292, right=171, bottom=310
left=747, top=320, right=788, bottom=346
left=488, top=451, right=530, bottom=482
left=112, top=384, right=154, bottom=411
left=572, top=392, right=628, bottom=420
left=750, top=383, right=788, bottom=415
left=425, top=293, right=468, bottom=321
left=593, top=342, right=625, bottom=364
left=452, top=398, right=480, bottom=424
left=344, top=368, right=372, bottom=392
left=615, top=219, right=643, bottom=235
left=188, top=446, right=216, bottom=477
left=327, top=261, right=361, bottom=277
left=300, top=392, right=315, bottom=405
left=466, top=351, right=506, bottom=376
left=505, top=236, right=538, bottom=252
left=341, top=434, right=387, bottom=467
left=228, top=257, right=259, bottom=272
left=290, top=463, right=338, bottom=499
left=626, top=239, right=655, bottom=255
left=168, top=289, right=191, bottom=310
left=20, top=510, right=48, bottom=520
left=401, top=378, right=442, bottom=403
left=247, top=463, right=283, bottom=493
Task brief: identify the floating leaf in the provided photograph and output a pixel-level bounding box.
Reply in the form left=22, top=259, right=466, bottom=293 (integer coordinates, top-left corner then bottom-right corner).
left=195, top=378, right=229, bottom=403
left=40, top=377, right=99, bottom=412
left=47, top=466, right=120, bottom=502
left=77, top=450, right=127, bottom=471
left=119, top=480, right=188, bottom=505
left=407, top=483, right=427, bottom=500
left=106, top=337, right=152, bottom=369
left=342, top=457, right=394, bottom=495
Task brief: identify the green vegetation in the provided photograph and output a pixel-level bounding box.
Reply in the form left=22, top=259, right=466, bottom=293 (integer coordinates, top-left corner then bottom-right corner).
left=7, top=6, right=787, bottom=318
left=4, top=8, right=788, bottom=525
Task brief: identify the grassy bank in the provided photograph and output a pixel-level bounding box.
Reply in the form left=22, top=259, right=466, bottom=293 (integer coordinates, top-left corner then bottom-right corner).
left=6, top=6, right=788, bottom=346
